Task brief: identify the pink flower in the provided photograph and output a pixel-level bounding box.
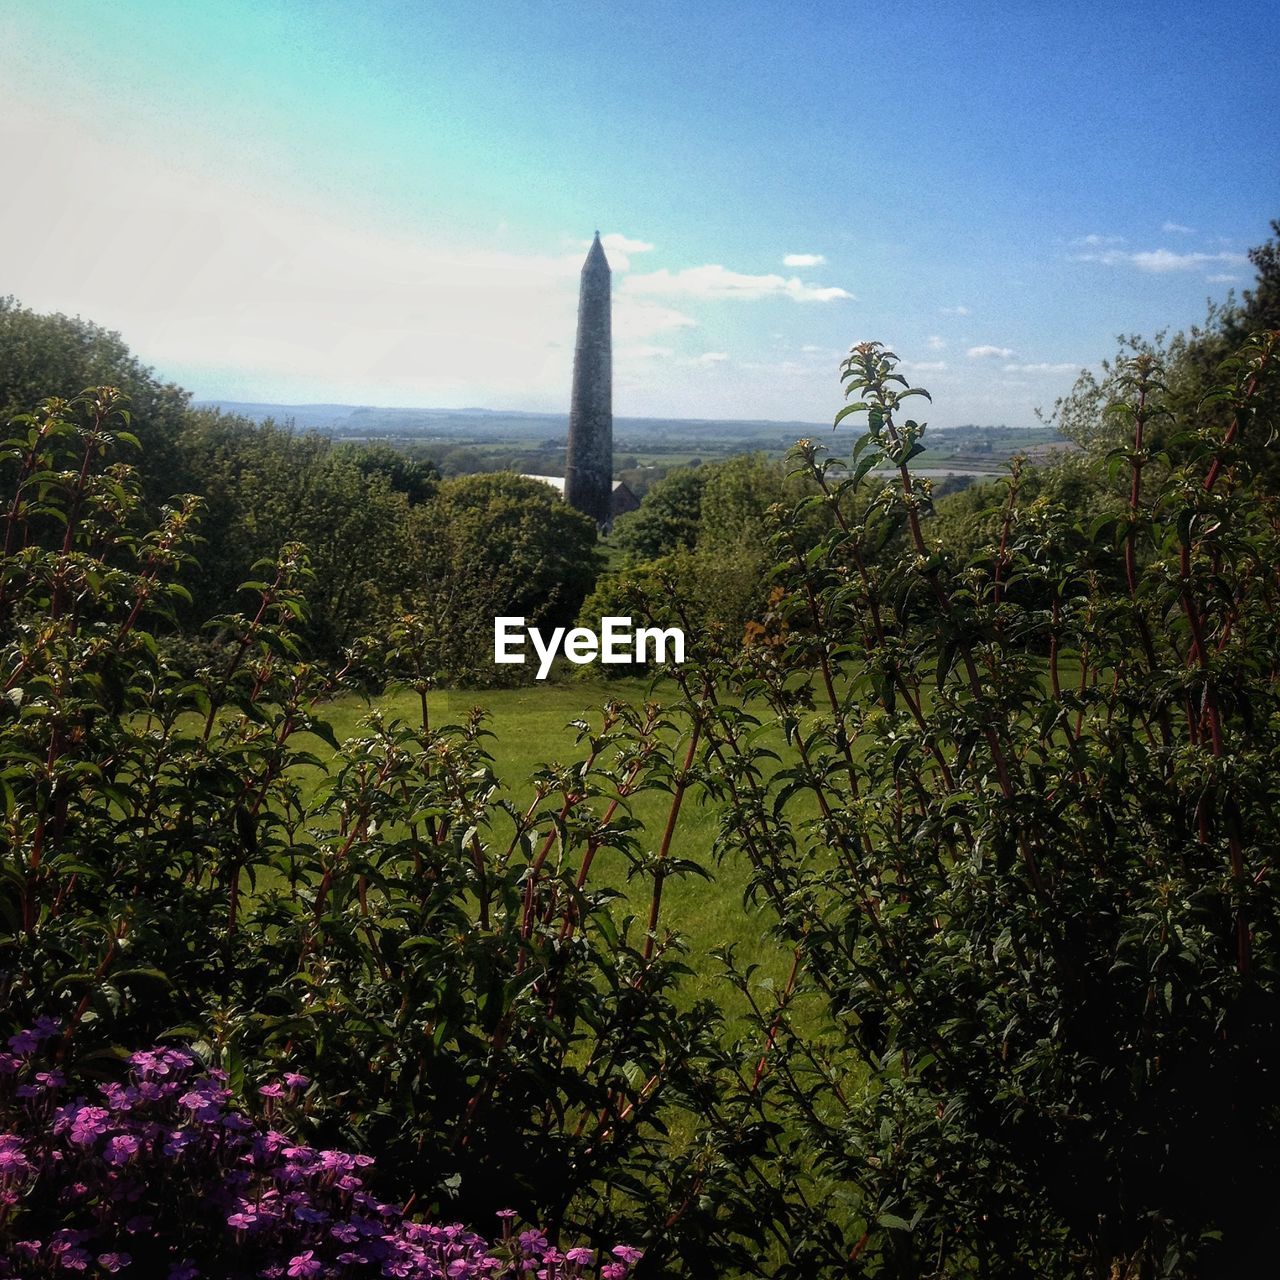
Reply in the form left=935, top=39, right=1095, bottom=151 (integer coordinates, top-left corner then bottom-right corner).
left=286, top=1252, right=322, bottom=1278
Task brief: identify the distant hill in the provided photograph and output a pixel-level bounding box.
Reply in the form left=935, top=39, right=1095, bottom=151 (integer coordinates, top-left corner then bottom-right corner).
left=194, top=400, right=830, bottom=445
left=192, top=401, right=1063, bottom=476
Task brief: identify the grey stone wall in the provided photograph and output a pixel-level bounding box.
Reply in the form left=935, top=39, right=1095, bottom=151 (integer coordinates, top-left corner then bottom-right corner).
left=565, top=235, right=613, bottom=527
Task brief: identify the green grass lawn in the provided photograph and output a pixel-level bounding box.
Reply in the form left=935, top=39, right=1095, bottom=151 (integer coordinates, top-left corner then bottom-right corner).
left=308, top=677, right=793, bottom=1015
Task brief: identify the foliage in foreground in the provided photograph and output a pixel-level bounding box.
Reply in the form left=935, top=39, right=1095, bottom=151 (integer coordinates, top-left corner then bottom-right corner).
left=659, top=332, right=1280, bottom=1276
left=0, top=389, right=758, bottom=1274
left=0, top=1021, right=641, bottom=1278
left=4, top=315, right=1280, bottom=1278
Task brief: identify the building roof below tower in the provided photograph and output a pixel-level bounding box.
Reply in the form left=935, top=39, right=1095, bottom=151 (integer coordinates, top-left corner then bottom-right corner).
left=522, top=475, right=639, bottom=524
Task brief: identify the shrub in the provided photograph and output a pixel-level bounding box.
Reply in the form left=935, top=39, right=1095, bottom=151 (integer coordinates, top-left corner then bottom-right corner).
left=677, top=335, right=1280, bottom=1276
left=0, top=388, right=755, bottom=1275
left=0, top=1021, right=641, bottom=1278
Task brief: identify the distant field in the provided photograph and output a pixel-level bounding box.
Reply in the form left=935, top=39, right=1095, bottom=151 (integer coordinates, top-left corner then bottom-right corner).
left=197, top=400, right=1067, bottom=483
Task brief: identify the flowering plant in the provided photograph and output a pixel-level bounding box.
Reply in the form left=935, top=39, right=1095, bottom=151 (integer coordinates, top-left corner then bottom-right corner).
left=0, top=1024, right=641, bottom=1279
left=0, top=387, right=728, bottom=1272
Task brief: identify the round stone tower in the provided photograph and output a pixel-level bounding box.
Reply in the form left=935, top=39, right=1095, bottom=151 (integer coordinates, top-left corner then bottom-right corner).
left=565, top=232, right=613, bottom=528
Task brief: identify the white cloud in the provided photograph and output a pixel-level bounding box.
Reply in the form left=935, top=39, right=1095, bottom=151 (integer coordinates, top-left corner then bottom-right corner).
left=689, top=351, right=729, bottom=366
left=0, top=106, right=700, bottom=409
left=601, top=233, right=655, bottom=254
left=624, top=264, right=852, bottom=302
left=783, top=253, right=826, bottom=267
left=1207, top=273, right=1239, bottom=284
left=968, top=345, right=1015, bottom=360
left=926, top=335, right=947, bottom=351
left=1002, top=362, right=1080, bottom=374
left=940, top=304, right=971, bottom=316
left=1129, top=249, right=1247, bottom=273
left=617, top=343, right=673, bottom=362
left=590, top=233, right=656, bottom=271
left=1073, top=247, right=1248, bottom=274
left=903, top=360, right=948, bottom=372
left=1161, top=221, right=1195, bottom=234
left=1072, top=233, right=1126, bottom=247
left=613, top=298, right=697, bottom=341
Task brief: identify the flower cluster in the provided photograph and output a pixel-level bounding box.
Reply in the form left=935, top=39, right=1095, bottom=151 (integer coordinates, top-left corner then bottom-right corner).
left=0, top=1024, right=641, bottom=1278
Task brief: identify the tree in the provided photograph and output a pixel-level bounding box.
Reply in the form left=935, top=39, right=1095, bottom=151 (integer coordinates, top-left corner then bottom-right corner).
left=697, top=453, right=785, bottom=551
left=610, top=467, right=706, bottom=559
left=333, top=441, right=440, bottom=506
left=413, top=473, right=602, bottom=669
left=0, top=295, right=190, bottom=508
left=174, top=411, right=417, bottom=652
left=1046, top=218, right=1280, bottom=489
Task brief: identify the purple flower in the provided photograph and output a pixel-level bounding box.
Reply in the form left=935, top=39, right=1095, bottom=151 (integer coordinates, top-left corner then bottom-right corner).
left=282, top=1073, right=309, bottom=1090
left=68, top=1105, right=111, bottom=1146
left=7, top=1029, right=40, bottom=1055
left=0, top=1143, right=32, bottom=1179
left=1, top=1035, right=636, bottom=1280
left=162, top=1127, right=197, bottom=1157
left=51, top=1231, right=91, bottom=1254
left=104, top=1134, right=140, bottom=1165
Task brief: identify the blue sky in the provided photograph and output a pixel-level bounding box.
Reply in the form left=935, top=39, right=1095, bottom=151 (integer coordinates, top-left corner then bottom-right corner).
left=1, top=0, right=1276, bottom=425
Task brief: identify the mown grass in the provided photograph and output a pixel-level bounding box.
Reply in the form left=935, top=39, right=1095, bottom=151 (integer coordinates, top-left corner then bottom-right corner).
left=305, top=677, right=795, bottom=1016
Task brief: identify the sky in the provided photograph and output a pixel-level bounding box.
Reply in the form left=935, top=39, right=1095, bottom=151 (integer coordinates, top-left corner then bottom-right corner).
left=1, top=0, right=1277, bottom=427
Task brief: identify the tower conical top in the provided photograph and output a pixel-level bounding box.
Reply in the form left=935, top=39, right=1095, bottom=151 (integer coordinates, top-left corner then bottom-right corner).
left=583, top=232, right=610, bottom=274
